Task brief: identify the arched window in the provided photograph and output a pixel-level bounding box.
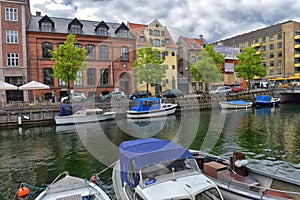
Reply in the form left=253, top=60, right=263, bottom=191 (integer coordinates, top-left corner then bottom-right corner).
left=87, top=68, right=96, bottom=85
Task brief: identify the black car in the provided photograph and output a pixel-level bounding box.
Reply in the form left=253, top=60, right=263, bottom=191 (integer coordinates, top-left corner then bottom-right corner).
left=162, top=89, right=184, bottom=98
left=129, top=90, right=152, bottom=100
left=98, top=91, right=126, bottom=102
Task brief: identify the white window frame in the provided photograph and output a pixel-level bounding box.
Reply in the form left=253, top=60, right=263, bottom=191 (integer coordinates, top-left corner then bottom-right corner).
left=41, top=22, right=53, bottom=32
left=5, top=8, right=18, bottom=21
left=74, top=71, right=83, bottom=86
left=6, top=30, right=18, bottom=44
left=7, top=53, right=19, bottom=67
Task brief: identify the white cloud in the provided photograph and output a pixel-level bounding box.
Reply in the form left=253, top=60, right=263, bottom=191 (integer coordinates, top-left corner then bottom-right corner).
left=29, top=0, right=300, bottom=43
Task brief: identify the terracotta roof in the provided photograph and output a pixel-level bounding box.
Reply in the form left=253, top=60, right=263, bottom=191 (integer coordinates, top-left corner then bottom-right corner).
left=181, top=37, right=206, bottom=50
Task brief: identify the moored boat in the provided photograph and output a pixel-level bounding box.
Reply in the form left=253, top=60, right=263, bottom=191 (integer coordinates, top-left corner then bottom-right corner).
left=112, top=138, right=224, bottom=200
left=255, top=95, right=280, bottom=107
left=190, top=151, right=300, bottom=200
left=55, top=104, right=115, bottom=125
left=126, top=97, right=177, bottom=119
left=219, top=100, right=253, bottom=109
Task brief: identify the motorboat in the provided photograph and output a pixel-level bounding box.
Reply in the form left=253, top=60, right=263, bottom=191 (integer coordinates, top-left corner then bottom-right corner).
left=126, top=97, right=177, bottom=119
left=219, top=100, right=253, bottom=109
left=190, top=151, right=300, bottom=200
left=34, top=171, right=111, bottom=200
left=112, top=138, right=224, bottom=200
left=255, top=95, right=280, bottom=107
left=55, top=104, right=115, bottom=125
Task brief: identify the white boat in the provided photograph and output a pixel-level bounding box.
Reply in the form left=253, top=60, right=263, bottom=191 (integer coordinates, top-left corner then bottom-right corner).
left=112, top=138, right=224, bottom=200
left=55, top=104, right=115, bottom=125
left=190, top=151, right=300, bottom=200
left=219, top=100, right=253, bottom=109
left=34, top=171, right=111, bottom=200
left=126, top=97, right=177, bottom=119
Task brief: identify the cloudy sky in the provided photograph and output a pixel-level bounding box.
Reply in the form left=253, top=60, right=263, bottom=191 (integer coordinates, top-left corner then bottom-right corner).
left=29, top=0, right=300, bottom=43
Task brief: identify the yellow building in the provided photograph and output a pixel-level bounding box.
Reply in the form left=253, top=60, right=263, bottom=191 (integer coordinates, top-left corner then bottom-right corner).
left=128, top=19, right=178, bottom=95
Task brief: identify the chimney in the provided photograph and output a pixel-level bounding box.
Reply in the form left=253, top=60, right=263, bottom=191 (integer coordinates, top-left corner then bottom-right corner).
left=36, top=11, right=41, bottom=16
left=199, top=34, right=203, bottom=39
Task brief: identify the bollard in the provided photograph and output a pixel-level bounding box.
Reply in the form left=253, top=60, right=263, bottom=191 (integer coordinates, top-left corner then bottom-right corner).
left=18, top=112, right=22, bottom=125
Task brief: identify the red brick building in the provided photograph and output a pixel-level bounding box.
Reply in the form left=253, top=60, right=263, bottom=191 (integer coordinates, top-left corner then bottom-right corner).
left=27, top=13, right=136, bottom=101
left=0, top=0, right=30, bottom=103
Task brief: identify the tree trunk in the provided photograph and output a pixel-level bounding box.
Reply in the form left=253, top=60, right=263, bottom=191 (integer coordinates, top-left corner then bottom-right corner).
left=67, top=77, right=71, bottom=103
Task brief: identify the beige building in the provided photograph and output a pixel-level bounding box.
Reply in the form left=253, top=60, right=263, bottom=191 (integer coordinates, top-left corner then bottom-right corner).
left=128, top=19, right=178, bottom=95
left=216, top=20, right=300, bottom=80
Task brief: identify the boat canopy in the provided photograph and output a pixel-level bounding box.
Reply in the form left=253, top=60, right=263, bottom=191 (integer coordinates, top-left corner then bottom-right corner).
left=131, top=97, right=161, bottom=112
left=256, top=95, right=272, bottom=102
left=119, top=138, right=193, bottom=188
left=58, top=104, right=84, bottom=116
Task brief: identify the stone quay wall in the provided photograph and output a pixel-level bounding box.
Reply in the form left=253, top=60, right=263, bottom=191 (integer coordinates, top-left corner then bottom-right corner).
left=0, top=90, right=272, bottom=128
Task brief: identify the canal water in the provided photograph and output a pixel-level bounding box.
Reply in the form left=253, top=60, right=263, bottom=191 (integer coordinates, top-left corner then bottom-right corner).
left=1, top=103, right=300, bottom=199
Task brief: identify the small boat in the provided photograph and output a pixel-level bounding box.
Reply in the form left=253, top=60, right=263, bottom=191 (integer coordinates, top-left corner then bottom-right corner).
left=255, top=95, right=280, bottom=107
left=112, top=138, right=224, bottom=200
left=34, top=171, right=111, bottom=200
left=55, top=104, right=115, bottom=125
left=219, top=100, right=253, bottom=109
left=190, top=151, right=300, bottom=200
left=126, top=97, right=177, bottom=119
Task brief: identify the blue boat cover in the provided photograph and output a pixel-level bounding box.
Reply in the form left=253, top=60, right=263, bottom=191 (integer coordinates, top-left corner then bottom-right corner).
left=58, top=104, right=84, bottom=116
left=119, top=138, right=193, bottom=188
left=256, top=95, right=272, bottom=102
left=131, top=97, right=161, bottom=112
left=226, top=100, right=251, bottom=105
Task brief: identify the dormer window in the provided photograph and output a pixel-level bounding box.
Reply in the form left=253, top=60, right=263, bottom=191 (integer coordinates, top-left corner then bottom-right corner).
left=38, top=15, right=55, bottom=32
left=191, top=43, right=197, bottom=48
left=95, top=21, right=109, bottom=36
left=68, top=18, right=83, bottom=34
left=115, top=22, right=129, bottom=38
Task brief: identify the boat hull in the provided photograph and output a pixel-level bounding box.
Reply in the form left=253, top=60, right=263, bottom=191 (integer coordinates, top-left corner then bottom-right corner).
left=219, top=101, right=253, bottom=109
left=55, top=112, right=115, bottom=125
left=126, top=103, right=177, bottom=119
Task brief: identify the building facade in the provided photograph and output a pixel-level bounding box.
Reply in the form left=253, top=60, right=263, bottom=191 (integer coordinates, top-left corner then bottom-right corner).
left=27, top=13, right=136, bottom=101
left=128, top=19, right=178, bottom=96
left=216, top=20, right=300, bottom=80
left=0, top=0, right=30, bottom=103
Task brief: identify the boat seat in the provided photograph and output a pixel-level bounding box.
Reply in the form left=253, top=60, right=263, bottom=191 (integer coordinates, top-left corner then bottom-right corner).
left=56, top=194, right=82, bottom=200
left=218, top=170, right=259, bottom=190
left=263, top=189, right=294, bottom=200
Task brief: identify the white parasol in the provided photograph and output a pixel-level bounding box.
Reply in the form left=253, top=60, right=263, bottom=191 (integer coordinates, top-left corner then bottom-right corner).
left=0, top=81, right=18, bottom=105
left=19, top=81, right=50, bottom=103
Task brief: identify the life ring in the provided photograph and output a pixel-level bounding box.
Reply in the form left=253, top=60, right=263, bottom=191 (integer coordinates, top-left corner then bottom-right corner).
left=18, top=186, right=30, bottom=199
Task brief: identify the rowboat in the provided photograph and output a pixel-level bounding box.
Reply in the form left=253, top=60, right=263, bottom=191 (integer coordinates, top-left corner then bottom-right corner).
left=190, top=151, right=300, bottom=200
left=126, top=97, right=177, bottom=119
left=112, top=138, right=224, bottom=200
left=55, top=104, right=115, bottom=125
left=219, top=100, right=253, bottom=109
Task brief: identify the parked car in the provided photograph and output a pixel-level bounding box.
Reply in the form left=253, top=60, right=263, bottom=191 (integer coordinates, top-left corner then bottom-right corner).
left=99, top=91, right=126, bottom=102
left=61, top=92, right=87, bottom=103
left=162, top=89, right=184, bottom=98
left=209, top=86, right=232, bottom=95
left=231, top=85, right=246, bottom=93
left=129, top=90, right=152, bottom=100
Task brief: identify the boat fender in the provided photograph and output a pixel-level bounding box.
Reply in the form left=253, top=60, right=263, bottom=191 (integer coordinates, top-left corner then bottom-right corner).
left=17, top=186, right=30, bottom=200
left=234, top=159, right=249, bottom=168
left=90, top=175, right=100, bottom=183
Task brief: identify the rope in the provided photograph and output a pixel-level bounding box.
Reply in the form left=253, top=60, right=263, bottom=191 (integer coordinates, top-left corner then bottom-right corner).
left=45, top=171, right=69, bottom=191
left=96, top=160, right=118, bottom=176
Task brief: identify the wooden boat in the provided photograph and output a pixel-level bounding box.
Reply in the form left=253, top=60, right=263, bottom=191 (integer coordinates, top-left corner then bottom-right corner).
left=126, top=97, right=177, bottom=119
left=255, top=95, right=280, bottom=107
left=219, top=100, right=253, bottom=109
left=112, top=138, right=224, bottom=200
left=190, top=151, right=300, bottom=200
left=34, top=171, right=111, bottom=200
left=55, top=104, right=115, bottom=125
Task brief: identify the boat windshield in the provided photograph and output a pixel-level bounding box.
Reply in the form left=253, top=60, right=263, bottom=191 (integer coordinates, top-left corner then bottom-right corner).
left=195, top=188, right=223, bottom=200
left=140, top=158, right=200, bottom=187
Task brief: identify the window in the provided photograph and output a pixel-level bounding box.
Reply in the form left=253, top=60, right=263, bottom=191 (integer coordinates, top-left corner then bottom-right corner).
left=269, top=44, right=274, bottom=50
left=278, top=60, right=282, bottom=66
left=278, top=69, right=282, bottom=74
left=70, top=24, right=82, bottom=34
left=269, top=35, right=274, bottom=41
left=139, top=36, right=145, bottom=42
left=120, top=46, right=129, bottom=61
left=97, top=27, right=108, bottom=36
left=172, top=52, right=175, bottom=56
left=191, top=43, right=197, bottom=48
left=43, top=68, right=54, bottom=86
left=74, top=71, right=83, bottom=85
left=41, top=22, right=53, bottom=32
left=172, top=65, right=175, bottom=70
left=7, top=53, right=19, bottom=67
left=42, top=42, right=53, bottom=59
left=153, top=30, right=160, bottom=36
left=87, top=68, right=96, bottom=85
left=74, top=43, right=82, bottom=48
left=5, top=8, right=18, bottom=21
left=242, top=43, right=246, bottom=48
left=86, top=44, right=95, bottom=60
left=248, top=41, right=252, bottom=46
left=262, top=62, right=266, bottom=67
left=6, top=30, right=18, bottom=44
left=101, top=69, right=109, bottom=85
left=277, top=33, right=282, bottom=40
left=270, top=52, right=274, bottom=59
left=277, top=42, right=282, bottom=48
left=262, top=37, right=266, bottom=43
left=165, top=39, right=170, bottom=44
left=162, top=51, right=168, bottom=59
left=270, top=61, right=274, bottom=67
left=191, top=56, right=196, bottom=63
left=153, top=39, right=160, bottom=47
left=262, top=46, right=266, bottom=51
left=100, top=45, right=108, bottom=61
left=270, top=69, right=274, bottom=75
left=59, top=79, right=67, bottom=86
left=117, top=29, right=128, bottom=38
left=156, top=52, right=161, bottom=59
left=278, top=51, right=282, bottom=57
left=262, top=54, right=266, bottom=59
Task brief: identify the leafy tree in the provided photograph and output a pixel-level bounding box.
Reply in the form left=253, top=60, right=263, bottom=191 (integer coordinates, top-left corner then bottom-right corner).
left=132, top=45, right=168, bottom=94
left=50, top=34, right=87, bottom=101
left=234, top=47, right=266, bottom=91
left=190, top=45, right=224, bottom=93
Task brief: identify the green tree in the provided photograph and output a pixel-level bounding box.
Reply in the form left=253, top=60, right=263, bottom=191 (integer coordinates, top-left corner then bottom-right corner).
left=50, top=34, right=87, bottom=101
left=132, top=45, right=168, bottom=94
left=190, top=45, right=224, bottom=93
left=234, top=47, right=266, bottom=91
